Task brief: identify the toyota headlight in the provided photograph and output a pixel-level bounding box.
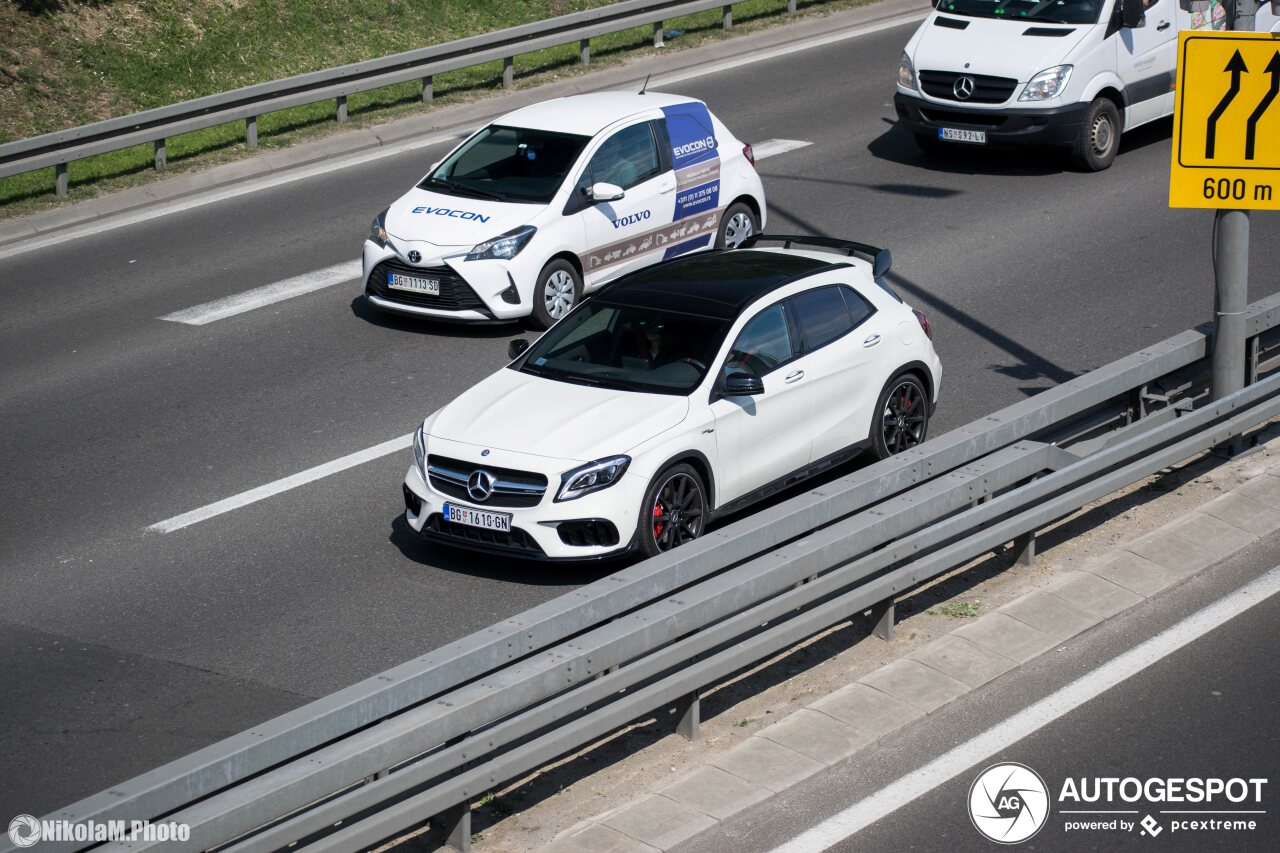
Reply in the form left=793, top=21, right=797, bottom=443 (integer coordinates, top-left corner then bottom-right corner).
left=555, top=455, right=631, bottom=502
left=898, top=52, right=917, bottom=91
left=466, top=225, right=537, bottom=261
left=370, top=208, right=389, bottom=247
left=1019, top=65, right=1073, bottom=101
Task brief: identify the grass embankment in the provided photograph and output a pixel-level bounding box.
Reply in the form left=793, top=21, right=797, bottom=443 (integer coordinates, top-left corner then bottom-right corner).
left=0, top=0, right=860, bottom=217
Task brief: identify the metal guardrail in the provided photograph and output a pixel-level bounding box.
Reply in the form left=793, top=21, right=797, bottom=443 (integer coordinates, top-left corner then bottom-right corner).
left=0, top=0, right=805, bottom=196
left=15, top=288, right=1280, bottom=853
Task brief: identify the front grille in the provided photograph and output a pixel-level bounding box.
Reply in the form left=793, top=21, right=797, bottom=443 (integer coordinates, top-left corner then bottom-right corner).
left=367, top=258, right=492, bottom=315
left=427, top=454, right=548, bottom=509
left=919, top=71, right=1018, bottom=104
left=920, top=108, right=1009, bottom=129
left=424, top=513, right=544, bottom=557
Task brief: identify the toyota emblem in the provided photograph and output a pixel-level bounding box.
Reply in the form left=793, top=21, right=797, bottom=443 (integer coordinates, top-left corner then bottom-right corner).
left=467, top=469, right=495, bottom=502
left=407, top=250, right=422, bottom=264
left=953, top=76, right=975, bottom=101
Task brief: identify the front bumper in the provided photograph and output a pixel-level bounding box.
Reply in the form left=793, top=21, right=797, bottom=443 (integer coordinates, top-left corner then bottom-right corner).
left=894, top=91, right=1089, bottom=149
left=362, top=239, right=532, bottom=322
left=401, top=439, right=649, bottom=561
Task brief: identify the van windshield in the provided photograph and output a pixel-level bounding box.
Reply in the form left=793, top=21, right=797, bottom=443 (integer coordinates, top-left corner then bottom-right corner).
left=936, top=0, right=1104, bottom=25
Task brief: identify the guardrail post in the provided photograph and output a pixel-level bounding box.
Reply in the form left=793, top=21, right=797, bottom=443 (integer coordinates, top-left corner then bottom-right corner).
left=246, top=116, right=258, bottom=149
left=723, top=4, right=733, bottom=28
left=654, top=21, right=665, bottom=47
left=55, top=163, right=68, bottom=197
left=870, top=598, right=895, bottom=641
left=788, top=0, right=797, bottom=11
left=675, top=690, right=700, bottom=741
left=422, top=75, right=434, bottom=104
left=336, top=95, right=348, bottom=123
left=439, top=802, right=471, bottom=852
left=580, top=38, right=590, bottom=65
left=503, top=56, right=514, bottom=88
left=154, top=139, right=166, bottom=170
left=1014, top=531, right=1036, bottom=566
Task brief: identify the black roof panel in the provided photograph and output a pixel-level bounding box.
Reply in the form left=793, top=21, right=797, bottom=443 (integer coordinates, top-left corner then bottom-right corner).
left=594, top=250, right=835, bottom=319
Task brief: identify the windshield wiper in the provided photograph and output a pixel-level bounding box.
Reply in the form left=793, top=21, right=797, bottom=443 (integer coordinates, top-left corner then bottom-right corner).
left=422, top=177, right=502, bottom=201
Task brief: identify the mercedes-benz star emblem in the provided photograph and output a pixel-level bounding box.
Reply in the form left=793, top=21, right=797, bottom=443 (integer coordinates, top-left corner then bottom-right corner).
left=953, top=76, right=975, bottom=101
left=407, top=250, right=421, bottom=264
left=467, top=470, right=495, bottom=502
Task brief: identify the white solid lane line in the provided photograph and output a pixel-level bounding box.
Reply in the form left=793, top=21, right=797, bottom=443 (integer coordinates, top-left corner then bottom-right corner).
left=752, top=139, right=813, bottom=161
left=148, top=432, right=412, bottom=533
left=771, top=564, right=1280, bottom=853
left=158, top=260, right=362, bottom=325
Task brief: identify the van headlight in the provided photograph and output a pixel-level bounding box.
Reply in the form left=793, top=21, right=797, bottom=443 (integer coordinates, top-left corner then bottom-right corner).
left=556, top=456, right=631, bottom=502
left=898, top=52, right=917, bottom=91
left=466, top=225, right=537, bottom=261
left=370, top=208, right=389, bottom=247
left=1020, top=65, right=1073, bottom=101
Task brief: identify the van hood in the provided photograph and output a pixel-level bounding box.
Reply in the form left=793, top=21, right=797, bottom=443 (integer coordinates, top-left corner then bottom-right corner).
left=913, top=16, right=1090, bottom=83
left=385, top=187, right=539, bottom=248
left=428, top=368, right=690, bottom=463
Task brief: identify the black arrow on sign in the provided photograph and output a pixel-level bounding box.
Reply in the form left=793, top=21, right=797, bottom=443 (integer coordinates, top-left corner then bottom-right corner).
left=1206, top=50, right=1248, bottom=160
left=1245, top=51, right=1280, bottom=160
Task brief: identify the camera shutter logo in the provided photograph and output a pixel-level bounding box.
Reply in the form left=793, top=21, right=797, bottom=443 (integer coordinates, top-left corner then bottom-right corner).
left=968, top=763, right=1050, bottom=844
left=8, top=814, right=41, bottom=848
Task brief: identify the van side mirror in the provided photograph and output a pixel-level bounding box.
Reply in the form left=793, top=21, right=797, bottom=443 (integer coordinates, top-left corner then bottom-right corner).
left=1121, top=0, right=1145, bottom=28
left=588, top=182, right=625, bottom=202
left=508, top=338, right=530, bottom=359
left=723, top=372, right=765, bottom=396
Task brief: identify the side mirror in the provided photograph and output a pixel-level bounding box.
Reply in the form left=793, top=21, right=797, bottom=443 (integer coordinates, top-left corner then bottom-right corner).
left=588, top=182, right=625, bottom=202
left=1121, top=0, right=1144, bottom=28
left=723, top=372, right=765, bottom=397
left=508, top=338, right=530, bottom=359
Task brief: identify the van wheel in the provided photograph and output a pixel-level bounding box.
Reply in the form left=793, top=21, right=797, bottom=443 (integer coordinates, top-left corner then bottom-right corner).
left=716, top=202, right=757, bottom=249
left=638, top=464, right=707, bottom=557
left=531, top=259, right=581, bottom=329
left=1069, top=98, right=1120, bottom=172
left=871, top=372, right=929, bottom=460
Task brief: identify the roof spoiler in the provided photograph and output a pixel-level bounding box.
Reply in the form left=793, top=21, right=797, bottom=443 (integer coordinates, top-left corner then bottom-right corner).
left=738, top=234, right=892, bottom=279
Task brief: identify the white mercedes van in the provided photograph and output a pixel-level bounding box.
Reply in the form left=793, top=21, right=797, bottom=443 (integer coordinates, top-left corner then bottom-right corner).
left=894, top=0, right=1280, bottom=170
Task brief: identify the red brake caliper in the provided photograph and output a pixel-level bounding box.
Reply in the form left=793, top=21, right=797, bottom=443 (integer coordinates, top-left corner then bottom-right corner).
left=653, top=500, right=664, bottom=539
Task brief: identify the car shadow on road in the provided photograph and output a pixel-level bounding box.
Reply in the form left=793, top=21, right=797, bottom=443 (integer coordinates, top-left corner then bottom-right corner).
left=387, top=513, right=622, bottom=586
left=350, top=295, right=535, bottom=339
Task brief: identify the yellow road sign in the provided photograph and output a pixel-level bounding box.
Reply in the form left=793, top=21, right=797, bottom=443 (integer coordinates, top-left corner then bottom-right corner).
left=1170, top=30, right=1280, bottom=210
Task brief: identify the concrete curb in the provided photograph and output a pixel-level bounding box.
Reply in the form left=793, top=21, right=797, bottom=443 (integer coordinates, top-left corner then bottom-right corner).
left=539, top=456, right=1280, bottom=853
left=0, top=0, right=926, bottom=254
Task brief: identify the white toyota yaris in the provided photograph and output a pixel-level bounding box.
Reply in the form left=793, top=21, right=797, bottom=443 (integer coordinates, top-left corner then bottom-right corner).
left=402, top=236, right=942, bottom=561
left=363, top=91, right=767, bottom=328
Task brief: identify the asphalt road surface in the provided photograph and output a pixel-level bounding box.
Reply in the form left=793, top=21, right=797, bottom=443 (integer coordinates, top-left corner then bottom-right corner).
left=2, top=13, right=1279, bottom=820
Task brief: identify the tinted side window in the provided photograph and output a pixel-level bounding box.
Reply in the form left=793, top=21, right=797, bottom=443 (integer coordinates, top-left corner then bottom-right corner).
left=586, top=123, right=662, bottom=190
left=789, top=286, right=855, bottom=352
left=723, top=304, right=796, bottom=378
left=840, top=286, right=876, bottom=327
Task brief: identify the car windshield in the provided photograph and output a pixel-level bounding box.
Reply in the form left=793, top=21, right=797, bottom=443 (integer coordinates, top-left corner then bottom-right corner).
left=420, top=124, right=591, bottom=204
left=515, top=301, right=730, bottom=395
left=935, top=0, right=1103, bottom=24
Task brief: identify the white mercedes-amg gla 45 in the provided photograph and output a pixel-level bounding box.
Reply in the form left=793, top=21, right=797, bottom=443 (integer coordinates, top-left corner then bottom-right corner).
left=401, top=236, right=942, bottom=561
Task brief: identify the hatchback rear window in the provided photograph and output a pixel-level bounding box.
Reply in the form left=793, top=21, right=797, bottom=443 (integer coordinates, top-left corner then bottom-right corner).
left=789, top=286, right=855, bottom=352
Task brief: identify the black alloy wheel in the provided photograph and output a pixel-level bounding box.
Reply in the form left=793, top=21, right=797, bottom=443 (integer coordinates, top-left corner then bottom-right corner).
left=872, top=373, right=929, bottom=459
left=639, top=464, right=706, bottom=557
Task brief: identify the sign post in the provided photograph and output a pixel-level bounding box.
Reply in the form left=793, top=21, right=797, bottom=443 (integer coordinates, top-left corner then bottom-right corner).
left=1169, top=29, right=1279, bottom=411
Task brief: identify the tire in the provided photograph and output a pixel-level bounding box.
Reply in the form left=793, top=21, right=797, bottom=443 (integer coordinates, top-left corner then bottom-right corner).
left=637, top=463, right=708, bottom=558
left=531, top=258, right=582, bottom=330
left=870, top=372, right=930, bottom=460
left=715, top=202, right=758, bottom=249
left=1069, top=98, right=1121, bottom=172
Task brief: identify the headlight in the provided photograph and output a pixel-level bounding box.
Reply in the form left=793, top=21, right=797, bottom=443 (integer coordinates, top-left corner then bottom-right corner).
left=555, top=455, right=631, bottom=502
left=466, top=225, right=537, bottom=261
left=898, top=52, right=916, bottom=91
left=370, top=208, right=389, bottom=247
left=1019, top=65, right=1073, bottom=101
left=413, top=424, right=427, bottom=478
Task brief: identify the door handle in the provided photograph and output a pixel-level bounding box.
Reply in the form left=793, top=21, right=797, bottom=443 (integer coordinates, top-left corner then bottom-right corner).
left=863, top=334, right=882, bottom=348
left=659, top=180, right=676, bottom=194
left=785, top=369, right=805, bottom=384
left=1157, top=20, right=1171, bottom=30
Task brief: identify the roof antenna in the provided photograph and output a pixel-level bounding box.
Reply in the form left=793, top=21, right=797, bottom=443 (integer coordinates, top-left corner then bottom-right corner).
left=639, top=73, right=650, bottom=95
